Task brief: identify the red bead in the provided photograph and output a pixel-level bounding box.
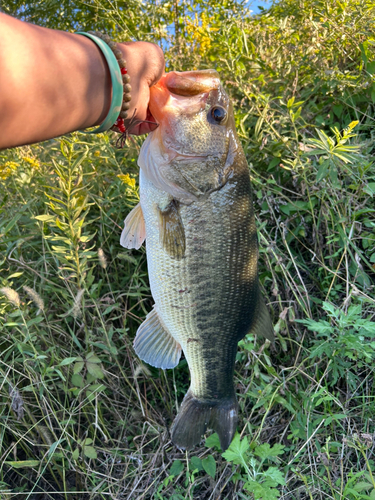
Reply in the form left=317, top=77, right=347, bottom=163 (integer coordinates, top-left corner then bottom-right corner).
left=121, top=67, right=127, bottom=75
left=115, top=116, right=125, bottom=133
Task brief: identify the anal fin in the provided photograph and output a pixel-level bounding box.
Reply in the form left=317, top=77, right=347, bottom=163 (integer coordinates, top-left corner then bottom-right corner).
left=134, top=308, right=181, bottom=369
left=158, top=199, right=185, bottom=260
left=120, top=203, right=146, bottom=250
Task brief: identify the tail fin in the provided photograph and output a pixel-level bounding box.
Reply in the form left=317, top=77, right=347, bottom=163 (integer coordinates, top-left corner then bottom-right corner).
left=171, top=390, right=237, bottom=451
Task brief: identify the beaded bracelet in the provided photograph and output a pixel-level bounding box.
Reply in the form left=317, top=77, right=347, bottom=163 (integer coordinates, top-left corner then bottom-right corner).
left=88, top=31, right=132, bottom=133
left=77, top=31, right=131, bottom=134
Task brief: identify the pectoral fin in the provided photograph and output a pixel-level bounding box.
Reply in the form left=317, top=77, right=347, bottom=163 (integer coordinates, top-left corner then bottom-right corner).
left=120, top=203, right=146, bottom=250
left=134, top=308, right=181, bottom=369
left=158, top=200, right=186, bottom=260
left=248, top=294, right=275, bottom=341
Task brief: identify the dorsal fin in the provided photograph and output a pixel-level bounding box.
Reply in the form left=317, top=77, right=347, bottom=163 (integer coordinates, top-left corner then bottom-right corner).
left=248, top=294, right=274, bottom=341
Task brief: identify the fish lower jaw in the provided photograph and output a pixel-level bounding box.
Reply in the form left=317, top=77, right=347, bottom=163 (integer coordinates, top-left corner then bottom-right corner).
left=171, top=153, right=210, bottom=163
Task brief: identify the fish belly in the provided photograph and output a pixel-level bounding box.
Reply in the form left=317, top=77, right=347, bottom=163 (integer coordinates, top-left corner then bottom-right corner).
left=139, top=163, right=259, bottom=402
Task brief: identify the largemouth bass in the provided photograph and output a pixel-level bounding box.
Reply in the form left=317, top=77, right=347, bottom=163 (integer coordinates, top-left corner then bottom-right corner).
left=121, top=70, right=274, bottom=451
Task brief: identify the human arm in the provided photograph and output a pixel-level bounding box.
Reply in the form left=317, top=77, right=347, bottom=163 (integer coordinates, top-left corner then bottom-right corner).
left=0, top=13, right=164, bottom=149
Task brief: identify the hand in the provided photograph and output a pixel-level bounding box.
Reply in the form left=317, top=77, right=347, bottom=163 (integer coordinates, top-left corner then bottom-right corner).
left=118, top=41, right=164, bottom=135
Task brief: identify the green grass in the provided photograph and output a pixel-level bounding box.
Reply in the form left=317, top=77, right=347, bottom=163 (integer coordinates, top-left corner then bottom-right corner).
left=1, top=0, right=375, bottom=498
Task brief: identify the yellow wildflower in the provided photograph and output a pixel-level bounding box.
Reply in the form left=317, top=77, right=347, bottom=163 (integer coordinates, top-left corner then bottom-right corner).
left=0, top=161, right=18, bottom=180
left=118, top=173, right=136, bottom=189
left=22, top=157, right=40, bottom=169
left=185, top=12, right=215, bottom=56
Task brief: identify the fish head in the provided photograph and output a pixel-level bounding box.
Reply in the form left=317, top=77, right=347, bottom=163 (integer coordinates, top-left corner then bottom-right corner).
left=139, top=70, right=240, bottom=203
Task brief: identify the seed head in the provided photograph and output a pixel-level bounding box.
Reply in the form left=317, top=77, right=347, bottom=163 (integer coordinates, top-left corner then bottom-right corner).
left=72, top=289, right=85, bottom=318
left=134, top=363, right=151, bottom=379
left=23, top=286, right=44, bottom=312
left=0, top=287, right=21, bottom=307
left=9, top=384, right=24, bottom=421
left=98, top=248, right=107, bottom=269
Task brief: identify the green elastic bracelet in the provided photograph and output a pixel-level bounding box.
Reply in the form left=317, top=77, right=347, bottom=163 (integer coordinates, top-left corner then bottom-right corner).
left=77, top=32, right=123, bottom=133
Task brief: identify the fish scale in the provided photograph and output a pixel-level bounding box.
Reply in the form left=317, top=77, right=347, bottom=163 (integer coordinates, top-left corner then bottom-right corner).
left=141, top=155, right=258, bottom=399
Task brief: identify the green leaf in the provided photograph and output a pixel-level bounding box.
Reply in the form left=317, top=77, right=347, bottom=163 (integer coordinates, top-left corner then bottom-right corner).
left=316, top=129, right=331, bottom=149
left=263, top=466, right=286, bottom=486
left=71, top=373, right=84, bottom=388
left=79, top=234, right=95, bottom=243
left=292, top=106, right=302, bottom=121
left=269, top=157, right=280, bottom=169
left=244, top=479, right=281, bottom=500
left=86, top=362, right=104, bottom=379
left=73, top=360, right=85, bottom=374
left=333, top=104, right=343, bottom=117
left=170, top=460, right=184, bottom=476
left=329, top=166, right=340, bottom=188
left=254, top=443, right=285, bottom=462
left=279, top=204, right=292, bottom=215
left=287, top=96, right=295, bottom=108
left=364, top=182, right=375, bottom=196
left=86, top=352, right=101, bottom=363
left=316, top=162, right=329, bottom=182
left=5, top=460, right=40, bottom=468
left=85, top=383, right=105, bottom=401
left=25, top=317, right=44, bottom=328
left=34, top=214, right=56, bottom=222
left=8, top=272, right=23, bottom=279
left=274, top=395, right=295, bottom=413
left=295, top=318, right=332, bottom=334
left=202, top=455, right=216, bottom=478
left=48, top=441, right=61, bottom=457
left=190, top=456, right=203, bottom=472
left=2, top=211, right=23, bottom=235
left=72, top=448, right=80, bottom=460
left=353, top=481, right=373, bottom=492
left=222, top=433, right=249, bottom=465
left=57, top=357, right=77, bottom=367
left=83, top=446, right=97, bottom=459
left=205, top=433, right=221, bottom=450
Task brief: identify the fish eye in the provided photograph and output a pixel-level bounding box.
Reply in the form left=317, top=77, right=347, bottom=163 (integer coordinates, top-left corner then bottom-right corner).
left=209, top=106, right=227, bottom=124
